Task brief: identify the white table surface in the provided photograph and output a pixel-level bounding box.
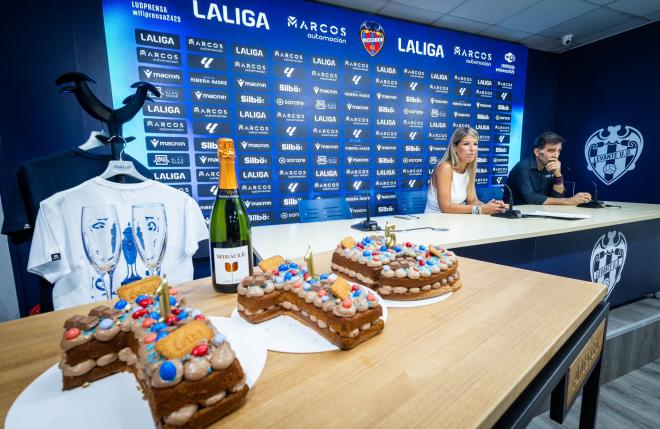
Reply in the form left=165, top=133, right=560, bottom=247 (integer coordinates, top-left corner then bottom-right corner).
left=252, top=202, right=660, bottom=258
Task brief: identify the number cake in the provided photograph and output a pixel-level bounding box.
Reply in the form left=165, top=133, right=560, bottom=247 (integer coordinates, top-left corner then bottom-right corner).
left=58, top=276, right=248, bottom=428
left=236, top=256, right=384, bottom=349
left=331, top=236, right=462, bottom=300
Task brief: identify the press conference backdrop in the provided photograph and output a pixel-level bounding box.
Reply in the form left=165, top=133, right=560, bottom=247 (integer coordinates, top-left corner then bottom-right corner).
left=102, top=0, right=528, bottom=225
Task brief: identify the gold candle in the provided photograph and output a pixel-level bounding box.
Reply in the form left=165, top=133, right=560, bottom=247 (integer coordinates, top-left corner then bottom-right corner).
left=304, top=245, right=315, bottom=278
left=385, top=222, right=397, bottom=249
left=155, top=275, right=171, bottom=321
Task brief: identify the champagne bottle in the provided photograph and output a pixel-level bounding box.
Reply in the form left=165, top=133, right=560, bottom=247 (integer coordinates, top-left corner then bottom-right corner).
left=209, top=138, right=253, bottom=293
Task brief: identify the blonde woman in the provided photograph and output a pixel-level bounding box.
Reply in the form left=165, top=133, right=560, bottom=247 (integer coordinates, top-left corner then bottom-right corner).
left=424, top=126, right=506, bottom=214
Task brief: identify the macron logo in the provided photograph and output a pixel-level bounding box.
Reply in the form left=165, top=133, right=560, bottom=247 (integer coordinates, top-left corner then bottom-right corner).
left=194, top=90, right=202, bottom=100
left=150, top=138, right=159, bottom=148
left=240, top=141, right=248, bottom=149
left=144, top=69, right=153, bottom=78
left=237, top=79, right=245, bottom=87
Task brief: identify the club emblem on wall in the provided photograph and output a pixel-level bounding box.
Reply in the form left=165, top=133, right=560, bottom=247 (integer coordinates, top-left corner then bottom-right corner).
left=584, top=125, right=643, bottom=185
left=360, top=21, right=385, bottom=56
left=590, top=231, right=627, bottom=300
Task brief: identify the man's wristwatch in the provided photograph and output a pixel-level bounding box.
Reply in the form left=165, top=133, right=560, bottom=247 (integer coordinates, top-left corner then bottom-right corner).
left=553, top=175, right=564, bottom=185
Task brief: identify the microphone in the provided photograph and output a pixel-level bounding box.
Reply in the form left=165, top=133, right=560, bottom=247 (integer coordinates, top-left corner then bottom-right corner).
left=348, top=157, right=381, bottom=231
left=491, top=184, right=522, bottom=219
left=577, top=180, right=606, bottom=208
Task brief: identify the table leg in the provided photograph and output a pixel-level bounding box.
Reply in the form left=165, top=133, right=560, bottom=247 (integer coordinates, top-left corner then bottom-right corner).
left=579, top=354, right=603, bottom=429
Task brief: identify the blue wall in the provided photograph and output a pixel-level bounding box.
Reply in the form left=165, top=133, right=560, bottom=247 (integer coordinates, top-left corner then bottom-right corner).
left=554, top=21, right=660, bottom=203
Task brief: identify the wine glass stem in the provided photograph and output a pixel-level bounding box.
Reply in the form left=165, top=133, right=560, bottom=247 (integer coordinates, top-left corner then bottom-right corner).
left=101, top=271, right=113, bottom=304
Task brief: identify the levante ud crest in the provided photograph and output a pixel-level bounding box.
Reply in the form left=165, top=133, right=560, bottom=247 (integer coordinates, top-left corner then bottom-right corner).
left=360, top=21, right=384, bottom=56
left=590, top=231, right=627, bottom=300
left=584, top=125, right=643, bottom=185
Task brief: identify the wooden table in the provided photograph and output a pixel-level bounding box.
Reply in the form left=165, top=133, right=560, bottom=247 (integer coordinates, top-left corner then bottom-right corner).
left=0, top=254, right=607, bottom=428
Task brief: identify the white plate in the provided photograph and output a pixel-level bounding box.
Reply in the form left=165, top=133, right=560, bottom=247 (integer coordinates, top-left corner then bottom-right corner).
left=230, top=286, right=387, bottom=353
left=383, top=292, right=453, bottom=308
left=6, top=317, right=267, bottom=429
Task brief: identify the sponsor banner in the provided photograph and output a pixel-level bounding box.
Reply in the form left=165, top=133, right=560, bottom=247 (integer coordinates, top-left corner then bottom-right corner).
left=105, top=0, right=527, bottom=226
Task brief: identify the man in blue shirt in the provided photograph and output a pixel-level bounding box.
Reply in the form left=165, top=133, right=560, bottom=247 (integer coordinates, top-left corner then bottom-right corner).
left=505, top=132, right=591, bottom=205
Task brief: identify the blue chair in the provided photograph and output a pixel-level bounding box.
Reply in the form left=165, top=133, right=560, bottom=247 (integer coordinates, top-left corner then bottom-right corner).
left=396, top=190, right=428, bottom=214
left=298, top=197, right=352, bottom=223
left=477, top=187, right=504, bottom=202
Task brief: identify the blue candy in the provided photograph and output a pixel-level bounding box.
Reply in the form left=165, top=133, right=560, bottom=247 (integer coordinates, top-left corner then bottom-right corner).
left=353, top=289, right=362, bottom=297
left=394, top=246, right=402, bottom=252
left=419, top=245, right=426, bottom=250
left=150, top=311, right=160, bottom=320
left=278, top=264, right=288, bottom=272
left=289, top=262, right=298, bottom=269
left=114, top=300, right=127, bottom=310
left=303, top=283, right=311, bottom=290
left=213, top=333, right=226, bottom=345
left=284, top=272, right=293, bottom=281
left=363, top=250, right=371, bottom=257
left=319, top=273, right=329, bottom=280
left=151, top=322, right=167, bottom=332
left=426, top=260, right=434, bottom=266
left=380, top=245, right=387, bottom=251
left=135, top=295, right=148, bottom=303
left=159, top=362, right=176, bottom=381
left=98, top=318, right=114, bottom=330
left=364, top=237, right=371, bottom=243
left=177, top=311, right=188, bottom=321
left=309, top=279, right=318, bottom=285
left=169, top=296, right=177, bottom=306
left=321, top=295, right=330, bottom=302
left=156, top=331, right=169, bottom=341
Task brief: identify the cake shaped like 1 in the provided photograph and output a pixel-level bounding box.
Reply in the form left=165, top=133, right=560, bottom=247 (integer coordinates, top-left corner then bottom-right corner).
left=332, top=236, right=462, bottom=300
left=236, top=255, right=385, bottom=349
left=58, top=276, right=248, bottom=429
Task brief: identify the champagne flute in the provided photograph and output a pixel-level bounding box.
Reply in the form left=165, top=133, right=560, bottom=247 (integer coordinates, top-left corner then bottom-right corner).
left=132, top=203, right=168, bottom=276
left=81, top=205, right=122, bottom=303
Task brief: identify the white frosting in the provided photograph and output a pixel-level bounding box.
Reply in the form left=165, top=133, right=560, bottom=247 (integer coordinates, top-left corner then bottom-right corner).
left=164, top=404, right=198, bottom=426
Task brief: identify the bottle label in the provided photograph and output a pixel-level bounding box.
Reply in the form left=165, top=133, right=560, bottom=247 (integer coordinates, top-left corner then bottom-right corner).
left=212, top=245, right=250, bottom=285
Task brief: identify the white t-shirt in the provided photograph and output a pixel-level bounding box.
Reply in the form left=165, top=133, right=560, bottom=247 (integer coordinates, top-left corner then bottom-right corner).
left=425, top=169, right=469, bottom=213
left=28, top=178, right=208, bottom=310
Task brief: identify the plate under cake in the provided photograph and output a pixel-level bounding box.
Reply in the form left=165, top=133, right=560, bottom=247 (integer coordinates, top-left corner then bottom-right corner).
left=330, top=236, right=397, bottom=286
left=377, top=243, right=461, bottom=300
left=237, top=256, right=384, bottom=350
left=58, top=276, right=248, bottom=429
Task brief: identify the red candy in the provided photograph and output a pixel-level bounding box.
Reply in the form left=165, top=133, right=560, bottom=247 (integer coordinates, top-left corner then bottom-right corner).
left=342, top=298, right=352, bottom=308
left=419, top=260, right=425, bottom=266
left=168, top=288, right=178, bottom=296
left=138, top=298, right=153, bottom=308
left=272, top=270, right=279, bottom=275
left=143, top=333, right=157, bottom=344
left=64, top=328, right=80, bottom=340
left=194, top=315, right=206, bottom=321
left=357, top=243, right=364, bottom=249
left=293, top=280, right=302, bottom=288
left=142, top=318, right=155, bottom=328
left=289, top=269, right=297, bottom=275
left=367, top=294, right=377, bottom=302
left=191, top=343, right=209, bottom=357
left=132, top=308, right=147, bottom=319
left=172, top=308, right=182, bottom=315
left=372, top=251, right=379, bottom=255
left=405, top=242, right=413, bottom=247
left=304, top=272, right=311, bottom=280
left=165, top=315, right=178, bottom=326
left=351, top=284, right=359, bottom=292
left=318, top=289, right=327, bottom=297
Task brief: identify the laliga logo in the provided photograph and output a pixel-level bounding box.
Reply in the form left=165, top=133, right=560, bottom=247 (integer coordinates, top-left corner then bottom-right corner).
left=584, top=125, right=643, bottom=185
left=590, top=231, right=627, bottom=300
left=360, top=21, right=384, bottom=57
